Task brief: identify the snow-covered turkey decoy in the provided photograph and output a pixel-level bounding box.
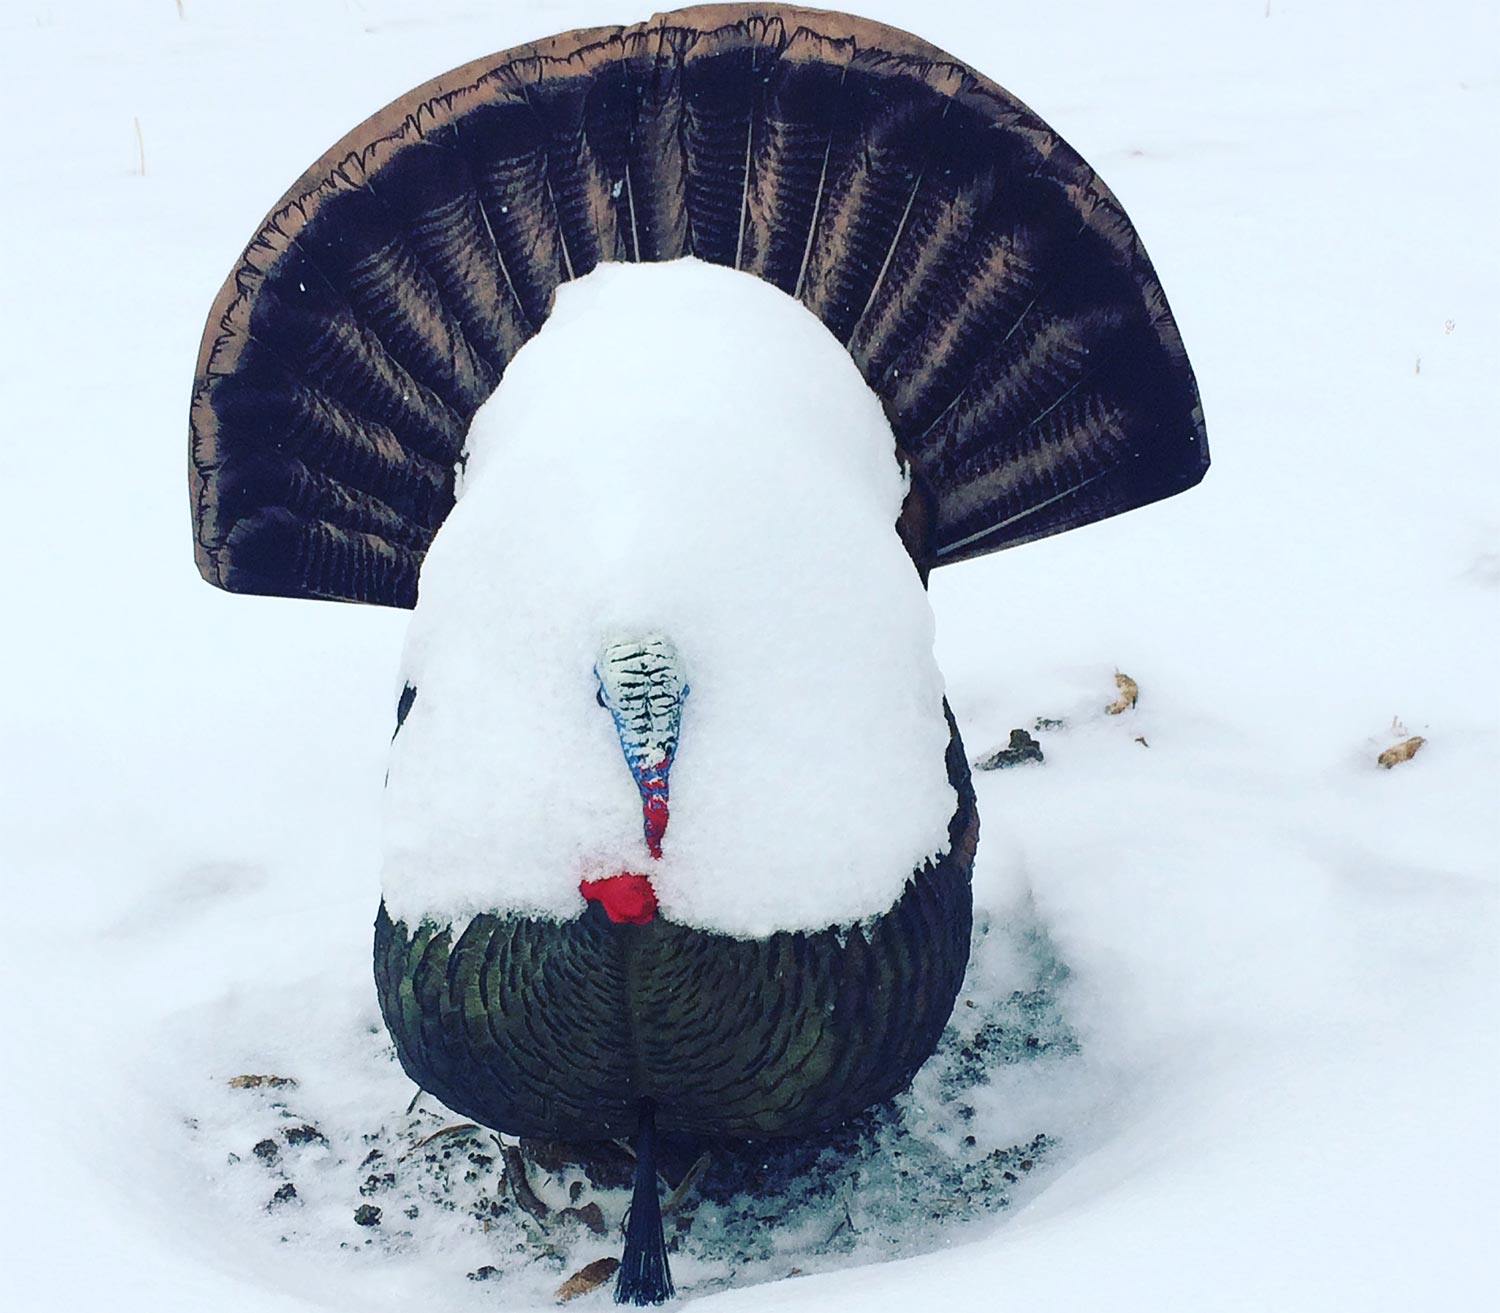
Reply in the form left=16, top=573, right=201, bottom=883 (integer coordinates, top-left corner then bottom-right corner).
left=189, top=5, right=1207, bottom=1302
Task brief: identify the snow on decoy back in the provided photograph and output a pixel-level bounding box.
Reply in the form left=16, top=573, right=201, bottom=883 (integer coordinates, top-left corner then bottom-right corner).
left=187, top=5, right=1208, bottom=1303
left=381, top=260, right=956, bottom=939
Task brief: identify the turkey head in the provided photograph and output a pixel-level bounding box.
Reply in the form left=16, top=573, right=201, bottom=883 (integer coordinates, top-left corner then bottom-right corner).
left=581, top=634, right=689, bottom=922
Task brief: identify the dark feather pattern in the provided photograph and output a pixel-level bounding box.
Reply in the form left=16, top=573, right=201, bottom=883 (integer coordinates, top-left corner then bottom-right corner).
left=365, top=141, right=532, bottom=376
left=190, top=3, right=1207, bottom=605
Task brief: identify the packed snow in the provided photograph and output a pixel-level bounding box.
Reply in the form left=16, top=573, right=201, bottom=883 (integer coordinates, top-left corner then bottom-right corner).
left=1, top=2, right=1495, bottom=1312
left=385, top=260, right=954, bottom=937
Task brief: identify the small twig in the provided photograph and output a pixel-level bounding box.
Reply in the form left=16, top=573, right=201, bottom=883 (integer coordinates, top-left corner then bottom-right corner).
left=823, top=1197, right=855, bottom=1248
left=503, top=1143, right=551, bottom=1223
left=399, top=1122, right=479, bottom=1161
left=133, top=116, right=145, bottom=176
left=661, top=1151, right=711, bottom=1217
left=405, top=1087, right=424, bottom=1115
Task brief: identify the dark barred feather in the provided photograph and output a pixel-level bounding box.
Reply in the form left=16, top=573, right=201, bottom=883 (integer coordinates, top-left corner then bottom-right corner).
left=223, top=510, right=424, bottom=606
left=740, top=44, right=848, bottom=293
left=245, top=257, right=466, bottom=468
left=447, top=100, right=569, bottom=329
left=295, top=188, right=493, bottom=417
left=365, top=141, right=530, bottom=377
left=517, top=80, right=615, bottom=280
left=797, top=84, right=939, bottom=344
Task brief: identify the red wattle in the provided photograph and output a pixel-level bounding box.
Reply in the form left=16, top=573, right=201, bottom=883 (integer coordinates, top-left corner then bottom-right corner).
left=580, top=873, right=658, bottom=924
left=642, top=793, right=669, bottom=860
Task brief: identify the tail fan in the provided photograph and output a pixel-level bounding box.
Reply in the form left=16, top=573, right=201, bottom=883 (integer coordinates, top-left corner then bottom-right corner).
left=617, top=1100, right=674, bottom=1306
left=191, top=4, right=1207, bottom=606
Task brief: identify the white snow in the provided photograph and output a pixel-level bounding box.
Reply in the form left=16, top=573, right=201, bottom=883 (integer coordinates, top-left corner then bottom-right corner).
left=1, top=2, right=1496, bottom=1312
left=383, top=259, right=954, bottom=937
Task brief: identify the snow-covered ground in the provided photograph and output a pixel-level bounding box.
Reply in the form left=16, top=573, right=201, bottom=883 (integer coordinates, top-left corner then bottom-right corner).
left=1, top=1, right=1495, bottom=1310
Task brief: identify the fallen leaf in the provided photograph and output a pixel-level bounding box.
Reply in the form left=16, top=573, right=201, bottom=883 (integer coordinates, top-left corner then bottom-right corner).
left=1105, top=671, right=1139, bottom=715
left=557, top=1257, right=620, bottom=1302
left=1378, top=736, right=1425, bottom=769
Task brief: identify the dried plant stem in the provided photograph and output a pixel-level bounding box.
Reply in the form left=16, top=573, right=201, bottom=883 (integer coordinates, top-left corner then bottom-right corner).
left=133, top=116, right=145, bottom=176
left=502, top=1143, right=551, bottom=1222
left=660, top=1151, right=712, bottom=1217
left=399, top=1121, right=479, bottom=1160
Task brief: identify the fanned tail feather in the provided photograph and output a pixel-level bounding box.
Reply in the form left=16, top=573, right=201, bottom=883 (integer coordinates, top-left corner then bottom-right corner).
left=191, top=4, right=1207, bottom=606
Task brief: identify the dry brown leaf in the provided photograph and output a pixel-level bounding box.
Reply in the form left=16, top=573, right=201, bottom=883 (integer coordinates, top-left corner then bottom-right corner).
left=228, top=1074, right=297, bottom=1090
left=1378, top=736, right=1425, bottom=769
left=1106, top=671, right=1139, bottom=715
left=557, top=1257, right=620, bottom=1303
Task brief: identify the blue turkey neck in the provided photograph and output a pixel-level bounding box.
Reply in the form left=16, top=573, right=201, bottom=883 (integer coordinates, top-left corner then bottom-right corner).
left=596, top=636, right=687, bottom=857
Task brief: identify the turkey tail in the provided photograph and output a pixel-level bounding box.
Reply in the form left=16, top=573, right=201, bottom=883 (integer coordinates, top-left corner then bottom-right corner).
left=617, top=1100, right=673, bottom=1306
left=191, top=4, right=1207, bottom=606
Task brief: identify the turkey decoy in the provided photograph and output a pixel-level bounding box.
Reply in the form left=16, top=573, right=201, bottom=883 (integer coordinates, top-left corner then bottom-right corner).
left=189, top=5, right=1207, bottom=1302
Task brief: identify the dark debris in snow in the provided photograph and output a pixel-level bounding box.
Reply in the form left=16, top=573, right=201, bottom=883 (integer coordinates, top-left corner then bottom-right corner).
left=975, top=729, right=1046, bottom=770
